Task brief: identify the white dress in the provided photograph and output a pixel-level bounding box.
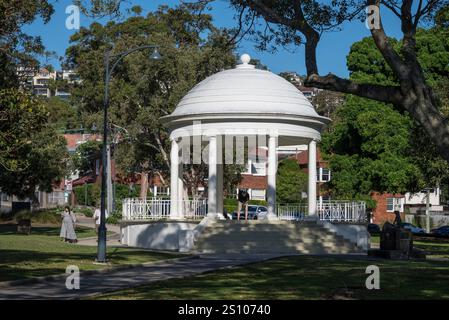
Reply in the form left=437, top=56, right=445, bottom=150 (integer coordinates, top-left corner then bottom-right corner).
left=60, top=212, right=77, bottom=240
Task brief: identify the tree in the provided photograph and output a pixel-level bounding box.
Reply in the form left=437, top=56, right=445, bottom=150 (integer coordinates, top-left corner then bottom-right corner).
left=44, top=97, right=79, bottom=130
left=65, top=4, right=237, bottom=199
left=205, top=0, right=449, bottom=163
left=0, top=89, right=69, bottom=199
left=0, top=0, right=54, bottom=89
left=321, top=28, right=449, bottom=199
left=71, top=140, right=102, bottom=176
left=321, top=95, right=424, bottom=198
left=312, top=90, right=345, bottom=119
left=276, top=158, right=307, bottom=203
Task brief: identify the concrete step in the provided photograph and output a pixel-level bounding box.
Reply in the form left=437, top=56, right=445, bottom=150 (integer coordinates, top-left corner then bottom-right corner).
left=199, top=232, right=344, bottom=242
left=195, top=239, right=358, bottom=249
left=193, top=220, right=361, bottom=255
left=194, top=247, right=361, bottom=255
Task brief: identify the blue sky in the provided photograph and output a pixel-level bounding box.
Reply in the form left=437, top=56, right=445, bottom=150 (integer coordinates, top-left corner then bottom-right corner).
left=23, top=0, right=404, bottom=77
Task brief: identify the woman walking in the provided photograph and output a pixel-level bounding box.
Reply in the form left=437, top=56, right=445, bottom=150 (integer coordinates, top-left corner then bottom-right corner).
left=60, top=206, right=78, bottom=243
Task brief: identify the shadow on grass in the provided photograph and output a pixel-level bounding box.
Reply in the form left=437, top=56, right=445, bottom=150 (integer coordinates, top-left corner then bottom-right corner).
left=0, top=224, right=97, bottom=238
left=0, top=247, right=178, bottom=282
left=95, top=255, right=449, bottom=300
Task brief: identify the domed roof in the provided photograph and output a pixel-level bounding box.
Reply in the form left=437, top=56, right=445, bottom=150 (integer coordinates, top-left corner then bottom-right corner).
left=168, top=54, right=322, bottom=119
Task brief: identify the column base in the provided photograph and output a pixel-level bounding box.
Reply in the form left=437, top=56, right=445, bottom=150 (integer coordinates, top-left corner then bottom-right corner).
left=304, top=215, right=318, bottom=221
left=266, top=213, right=278, bottom=221
left=207, top=212, right=225, bottom=220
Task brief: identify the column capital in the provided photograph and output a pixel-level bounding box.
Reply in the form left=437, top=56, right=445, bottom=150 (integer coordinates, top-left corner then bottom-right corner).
left=207, top=135, right=217, bottom=140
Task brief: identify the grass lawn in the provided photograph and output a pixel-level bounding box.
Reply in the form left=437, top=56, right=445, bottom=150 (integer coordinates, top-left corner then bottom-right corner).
left=94, top=254, right=449, bottom=300
left=95, top=236, right=449, bottom=300
left=0, top=224, right=184, bottom=282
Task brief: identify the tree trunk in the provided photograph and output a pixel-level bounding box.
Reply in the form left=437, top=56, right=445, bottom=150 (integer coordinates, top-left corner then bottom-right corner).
left=140, top=172, right=148, bottom=200
left=403, top=84, right=449, bottom=162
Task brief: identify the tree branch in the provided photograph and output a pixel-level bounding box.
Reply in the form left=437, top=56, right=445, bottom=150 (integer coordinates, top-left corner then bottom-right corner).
left=368, top=1, right=410, bottom=82
left=305, top=73, right=404, bottom=105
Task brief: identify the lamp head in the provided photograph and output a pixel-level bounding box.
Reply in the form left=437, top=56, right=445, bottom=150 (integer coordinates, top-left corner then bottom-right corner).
left=150, top=47, right=162, bottom=60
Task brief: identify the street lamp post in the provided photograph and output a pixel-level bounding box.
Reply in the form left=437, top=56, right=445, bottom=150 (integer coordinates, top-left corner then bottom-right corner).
left=96, top=44, right=161, bottom=263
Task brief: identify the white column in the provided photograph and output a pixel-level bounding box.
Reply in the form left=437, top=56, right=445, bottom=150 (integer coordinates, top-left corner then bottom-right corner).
left=170, top=138, right=179, bottom=219
left=267, top=134, right=277, bottom=219
left=178, top=164, right=184, bottom=218
left=207, top=135, right=217, bottom=217
left=308, top=139, right=317, bottom=217
left=217, top=163, right=223, bottom=216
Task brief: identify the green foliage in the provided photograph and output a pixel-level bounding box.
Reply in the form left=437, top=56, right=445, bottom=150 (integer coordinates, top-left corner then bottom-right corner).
left=44, top=97, right=79, bottom=130
left=66, top=4, right=236, bottom=196
left=73, top=183, right=140, bottom=209
left=75, top=207, right=94, bottom=217
left=0, top=0, right=54, bottom=89
left=113, top=183, right=141, bottom=212
left=322, top=96, right=423, bottom=198
left=223, top=198, right=238, bottom=213
left=223, top=197, right=268, bottom=213
left=323, top=27, right=449, bottom=200
left=106, top=211, right=122, bottom=224
left=14, top=208, right=61, bottom=225
left=0, top=89, right=69, bottom=198
left=276, top=158, right=307, bottom=204
left=71, top=140, right=102, bottom=176
left=249, top=199, right=268, bottom=206
left=73, top=183, right=101, bottom=207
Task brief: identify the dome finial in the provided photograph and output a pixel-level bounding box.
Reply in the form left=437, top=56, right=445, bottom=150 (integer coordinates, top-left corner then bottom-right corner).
left=240, top=53, right=251, bottom=65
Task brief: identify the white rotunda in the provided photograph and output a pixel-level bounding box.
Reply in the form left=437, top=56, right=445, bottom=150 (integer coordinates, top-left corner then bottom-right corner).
left=161, top=54, right=330, bottom=220
left=121, top=54, right=368, bottom=254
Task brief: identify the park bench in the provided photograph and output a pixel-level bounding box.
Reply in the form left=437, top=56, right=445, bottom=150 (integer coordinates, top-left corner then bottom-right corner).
left=17, top=219, right=31, bottom=235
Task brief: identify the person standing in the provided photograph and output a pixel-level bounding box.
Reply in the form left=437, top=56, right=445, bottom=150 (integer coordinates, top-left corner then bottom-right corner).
left=93, top=207, right=108, bottom=234
left=60, top=206, right=77, bottom=243
left=237, top=189, right=250, bottom=221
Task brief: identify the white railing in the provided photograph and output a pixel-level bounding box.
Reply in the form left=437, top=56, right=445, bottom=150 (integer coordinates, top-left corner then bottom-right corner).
left=317, top=201, right=366, bottom=222
left=276, top=204, right=308, bottom=221
left=122, top=198, right=366, bottom=222
left=181, top=199, right=208, bottom=219
left=277, top=201, right=366, bottom=222
left=122, top=198, right=207, bottom=221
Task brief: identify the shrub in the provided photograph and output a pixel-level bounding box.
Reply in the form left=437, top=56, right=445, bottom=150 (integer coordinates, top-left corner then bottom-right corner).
left=73, top=183, right=144, bottom=210
left=0, top=211, right=14, bottom=221
left=223, top=198, right=268, bottom=213
left=106, top=211, right=122, bottom=224
left=14, top=209, right=61, bottom=225
left=224, top=198, right=238, bottom=213
left=75, top=207, right=94, bottom=217
left=73, top=183, right=101, bottom=207
left=249, top=199, right=268, bottom=206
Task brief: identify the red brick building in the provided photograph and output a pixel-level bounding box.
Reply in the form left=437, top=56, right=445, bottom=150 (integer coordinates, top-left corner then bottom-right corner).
left=370, top=192, right=406, bottom=225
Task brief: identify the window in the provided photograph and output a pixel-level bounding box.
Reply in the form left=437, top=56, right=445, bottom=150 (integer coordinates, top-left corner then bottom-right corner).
left=1, top=193, right=10, bottom=202
left=156, top=186, right=169, bottom=196
left=252, top=162, right=266, bottom=176
left=251, top=189, right=266, bottom=200
left=387, top=197, right=404, bottom=212
left=317, top=167, right=331, bottom=182
left=321, top=168, right=330, bottom=181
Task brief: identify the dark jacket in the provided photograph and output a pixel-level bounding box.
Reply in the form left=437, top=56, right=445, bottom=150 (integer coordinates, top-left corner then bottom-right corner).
left=238, top=190, right=249, bottom=203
